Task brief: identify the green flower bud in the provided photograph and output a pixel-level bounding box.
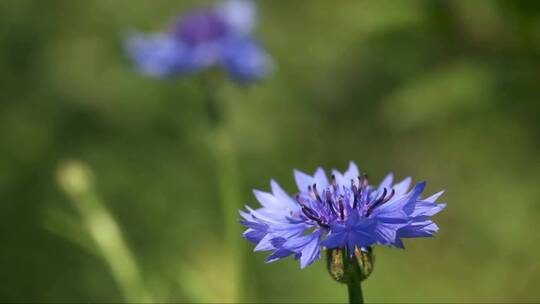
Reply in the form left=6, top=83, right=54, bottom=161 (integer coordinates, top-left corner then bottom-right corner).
left=327, top=248, right=347, bottom=283
left=326, top=247, right=375, bottom=284
left=354, top=247, right=374, bottom=281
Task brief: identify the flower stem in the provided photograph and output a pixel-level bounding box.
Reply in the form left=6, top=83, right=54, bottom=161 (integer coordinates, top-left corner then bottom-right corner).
left=57, top=160, right=151, bottom=302
left=201, top=77, right=244, bottom=301
left=327, top=248, right=371, bottom=304
left=214, top=126, right=243, bottom=301
left=347, top=280, right=364, bottom=304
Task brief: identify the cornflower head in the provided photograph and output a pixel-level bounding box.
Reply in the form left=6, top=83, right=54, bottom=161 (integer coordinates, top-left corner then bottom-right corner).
left=125, top=0, right=272, bottom=83
left=240, top=162, right=446, bottom=272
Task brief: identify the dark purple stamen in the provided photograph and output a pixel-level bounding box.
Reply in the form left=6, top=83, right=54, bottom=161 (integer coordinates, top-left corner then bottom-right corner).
left=374, top=188, right=388, bottom=206
left=352, top=174, right=369, bottom=210
left=295, top=194, right=310, bottom=210
left=312, top=184, right=324, bottom=204
left=366, top=188, right=395, bottom=216
left=351, top=179, right=358, bottom=195
left=302, top=208, right=329, bottom=228
left=302, top=206, right=319, bottom=220
left=351, top=179, right=359, bottom=209
left=361, top=174, right=368, bottom=189
left=382, top=188, right=395, bottom=204
left=331, top=174, right=338, bottom=192
left=325, top=190, right=338, bottom=216
left=338, top=197, right=345, bottom=221
left=296, top=195, right=329, bottom=228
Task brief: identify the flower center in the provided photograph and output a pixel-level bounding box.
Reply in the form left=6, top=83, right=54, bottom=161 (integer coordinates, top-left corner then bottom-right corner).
left=294, top=174, right=395, bottom=228
left=171, top=10, right=228, bottom=45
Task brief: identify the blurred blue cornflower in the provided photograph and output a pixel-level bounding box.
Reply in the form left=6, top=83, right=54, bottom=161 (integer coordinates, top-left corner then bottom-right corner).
left=240, top=162, right=446, bottom=268
left=125, top=0, right=272, bottom=83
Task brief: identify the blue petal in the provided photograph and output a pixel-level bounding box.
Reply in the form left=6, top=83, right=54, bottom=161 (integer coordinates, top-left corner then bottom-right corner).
left=424, top=190, right=445, bottom=203
left=294, top=169, right=315, bottom=192
left=238, top=209, right=252, bottom=221
left=321, top=231, right=347, bottom=249
left=269, top=237, right=286, bottom=248
left=294, top=167, right=329, bottom=191
left=368, top=173, right=393, bottom=202
left=268, top=225, right=306, bottom=239
left=346, top=210, right=360, bottom=225
left=331, top=169, right=346, bottom=186
left=398, top=220, right=439, bottom=238
left=343, top=161, right=360, bottom=183
left=240, top=219, right=266, bottom=231
left=345, top=223, right=379, bottom=254
left=239, top=210, right=268, bottom=230
left=270, top=229, right=322, bottom=268
left=349, top=222, right=378, bottom=247
left=410, top=181, right=427, bottom=199
left=265, top=249, right=294, bottom=263
left=125, top=33, right=194, bottom=77
left=223, top=38, right=272, bottom=83
left=243, top=228, right=266, bottom=243
left=323, top=216, right=380, bottom=250
left=313, top=167, right=329, bottom=188
left=254, top=234, right=276, bottom=252
left=219, top=0, right=257, bottom=36
left=369, top=195, right=409, bottom=221
left=394, top=238, right=405, bottom=249
left=411, top=202, right=447, bottom=217
left=244, top=206, right=289, bottom=225
left=300, top=234, right=321, bottom=268
left=378, top=173, right=394, bottom=191
left=367, top=182, right=427, bottom=222
left=270, top=180, right=300, bottom=213
left=281, top=230, right=320, bottom=251
left=371, top=182, right=425, bottom=220
left=373, top=222, right=399, bottom=245
left=253, top=189, right=282, bottom=209
left=402, top=182, right=427, bottom=215
left=392, top=177, right=411, bottom=196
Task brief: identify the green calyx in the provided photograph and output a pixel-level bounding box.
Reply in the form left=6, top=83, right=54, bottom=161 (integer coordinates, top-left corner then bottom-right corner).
left=326, top=247, right=375, bottom=284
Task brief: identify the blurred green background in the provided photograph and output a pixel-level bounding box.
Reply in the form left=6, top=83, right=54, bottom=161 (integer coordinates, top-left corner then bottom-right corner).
left=1, top=0, right=540, bottom=302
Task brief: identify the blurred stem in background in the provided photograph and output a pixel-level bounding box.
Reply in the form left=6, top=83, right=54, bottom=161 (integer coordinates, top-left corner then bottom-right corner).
left=201, top=75, right=244, bottom=302
left=56, top=160, right=151, bottom=302
left=214, top=126, right=243, bottom=302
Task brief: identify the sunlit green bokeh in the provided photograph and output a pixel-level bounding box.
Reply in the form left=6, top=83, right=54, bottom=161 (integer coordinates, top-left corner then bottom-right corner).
left=1, top=0, right=539, bottom=302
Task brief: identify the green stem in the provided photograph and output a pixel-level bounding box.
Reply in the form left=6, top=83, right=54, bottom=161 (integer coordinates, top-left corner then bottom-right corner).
left=328, top=247, right=372, bottom=304
left=347, top=280, right=364, bottom=304
left=57, top=161, right=150, bottom=302
left=214, top=126, right=243, bottom=302
left=201, top=78, right=244, bottom=302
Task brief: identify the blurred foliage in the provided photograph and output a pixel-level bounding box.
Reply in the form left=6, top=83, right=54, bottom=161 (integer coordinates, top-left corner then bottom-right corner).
left=1, top=0, right=540, bottom=302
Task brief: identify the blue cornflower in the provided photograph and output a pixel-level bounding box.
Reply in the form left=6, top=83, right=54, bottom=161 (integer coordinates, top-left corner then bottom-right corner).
left=240, top=162, right=446, bottom=269
left=125, top=0, right=272, bottom=83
